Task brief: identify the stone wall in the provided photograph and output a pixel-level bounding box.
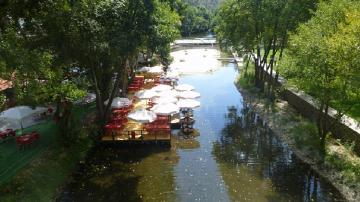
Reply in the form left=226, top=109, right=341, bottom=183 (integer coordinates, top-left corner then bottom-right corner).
left=234, top=54, right=360, bottom=153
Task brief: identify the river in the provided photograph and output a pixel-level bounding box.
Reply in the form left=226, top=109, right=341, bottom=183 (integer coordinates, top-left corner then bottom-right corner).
left=59, top=47, right=344, bottom=202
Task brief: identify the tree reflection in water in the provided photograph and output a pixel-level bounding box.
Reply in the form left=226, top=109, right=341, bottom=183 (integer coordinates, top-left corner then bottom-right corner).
left=213, top=104, right=342, bottom=201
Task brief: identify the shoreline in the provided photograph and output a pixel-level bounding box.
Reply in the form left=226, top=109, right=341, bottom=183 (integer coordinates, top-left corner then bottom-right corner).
left=234, top=79, right=359, bottom=202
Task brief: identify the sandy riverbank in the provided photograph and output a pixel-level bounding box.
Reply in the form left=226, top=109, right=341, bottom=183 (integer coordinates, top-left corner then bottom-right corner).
left=169, top=48, right=222, bottom=74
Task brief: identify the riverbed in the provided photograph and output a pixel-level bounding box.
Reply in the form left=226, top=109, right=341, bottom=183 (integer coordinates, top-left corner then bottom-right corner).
left=59, top=47, right=344, bottom=201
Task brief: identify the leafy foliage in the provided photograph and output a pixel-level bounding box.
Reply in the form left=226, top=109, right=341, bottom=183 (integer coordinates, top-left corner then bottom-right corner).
left=184, top=0, right=223, bottom=10
left=215, top=0, right=317, bottom=91
left=175, top=1, right=213, bottom=36
left=279, top=0, right=360, bottom=138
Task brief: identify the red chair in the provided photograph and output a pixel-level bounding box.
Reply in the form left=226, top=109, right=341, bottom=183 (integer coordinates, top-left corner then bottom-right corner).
left=47, top=107, right=54, bottom=114
left=112, top=109, right=129, bottom=117
left=16, top=132, right=40, bottom=148
left=128, top=85, right=140, bottom=92
left=0, top=129, right=15, bottom=141
left=110, top=116, right=128, bottom=124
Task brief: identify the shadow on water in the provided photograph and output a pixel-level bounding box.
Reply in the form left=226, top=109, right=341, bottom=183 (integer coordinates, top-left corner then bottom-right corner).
left=212, top=104, right=344, bottom=201
left=58, top=145, right=178, bottom=202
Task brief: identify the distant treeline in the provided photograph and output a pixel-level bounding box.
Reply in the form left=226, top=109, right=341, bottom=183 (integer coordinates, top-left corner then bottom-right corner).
left=184, top=0, right=223, bottom=10
left=176, top=0, right=222, bottom=36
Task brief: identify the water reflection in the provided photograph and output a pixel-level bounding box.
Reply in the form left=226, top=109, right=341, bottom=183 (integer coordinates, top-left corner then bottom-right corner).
left=60, top=146, right=178, bottom=201
left=213, top=105, right=343, bottom=201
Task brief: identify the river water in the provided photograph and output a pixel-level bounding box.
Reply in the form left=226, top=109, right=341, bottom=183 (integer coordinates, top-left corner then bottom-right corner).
left=59, top=48, right=344, bottom=202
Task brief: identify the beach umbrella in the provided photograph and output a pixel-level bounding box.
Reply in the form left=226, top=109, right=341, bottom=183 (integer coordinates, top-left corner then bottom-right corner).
left=150, top=103, right=179, bottom=115
left=148, top=65, right=164, bottom=73
left=177, top=91, right=200, bottom=99
left=134, top=90, right=158, bottom=99
left=175, top=84, right=195, bottom=91
left=104, top=97, right=132, bottom=108
left=151, top=84, right=172, bottom=92
left=83, top=93, right=96, bottom=104
left=177, top=99, right=200, bottom=109
left=153, top=96, right=178, bottom=104
left=137, top=66, right=151, bottom=72
left=164, top=71, right=180, bottom=80
left=0, top=106, right=48, bottom=131
left=127, top=109, right=157, bottom=123
left=156, top=90, right=179, bottom=98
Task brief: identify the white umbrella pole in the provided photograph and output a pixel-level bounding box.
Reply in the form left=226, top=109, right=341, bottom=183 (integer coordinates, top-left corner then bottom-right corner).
left=20, top=119, right=24, bottom=135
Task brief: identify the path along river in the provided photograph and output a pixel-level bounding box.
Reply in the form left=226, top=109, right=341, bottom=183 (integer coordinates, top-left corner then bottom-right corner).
left=60, top=47, right=344, bottom=202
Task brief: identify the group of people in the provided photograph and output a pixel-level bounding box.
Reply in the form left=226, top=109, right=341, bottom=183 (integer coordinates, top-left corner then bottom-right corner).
left=180, top=108, right=195, bottom=133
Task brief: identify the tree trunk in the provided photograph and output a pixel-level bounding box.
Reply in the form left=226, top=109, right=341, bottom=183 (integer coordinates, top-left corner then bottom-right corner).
left=103, top=59, right=126, bottom=123
left=244, top=57, right=250, bottom=77
left=90, top=64, right=104, bottom=121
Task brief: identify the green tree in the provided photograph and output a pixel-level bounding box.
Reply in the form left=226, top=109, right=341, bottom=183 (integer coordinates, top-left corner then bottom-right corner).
left=279, top=0, right=360, bottom=154
left=143, top=0, right=181, bottom=67
left=215, top=0, right=317, bottom=95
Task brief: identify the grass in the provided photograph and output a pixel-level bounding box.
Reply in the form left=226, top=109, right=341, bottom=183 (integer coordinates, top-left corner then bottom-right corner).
left=291, top=121, right=324, bottom=160
left=290, top=121, right=360, bottom=190
left=330, top=101, right=360, bottom=122
left=0, top=120, right=59, bottom=185
left=325, top=140, right=360, bottom=189
left=236, top=63, right=259, bottom=93
left=0, top=103, right=96, bottom=201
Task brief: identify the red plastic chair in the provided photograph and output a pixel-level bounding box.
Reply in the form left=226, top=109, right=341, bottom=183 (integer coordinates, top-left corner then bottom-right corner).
left=16, top=132, right=40, bottom=148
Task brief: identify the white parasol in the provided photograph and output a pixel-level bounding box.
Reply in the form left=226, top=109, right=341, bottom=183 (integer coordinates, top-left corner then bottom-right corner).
left=150, top=103, right=180, bottom=115
left=153, top=96, right=178, bottom=104
left=151, top=84, right=172, bottom=92
left=134, top=90, right=158, bottom=99
left=175, top=84, right=195, bottom=91
left=127, top=109, right=157, bottom=123
left=104, top=97, right=132, bottom=108
left=0, top=106, right=48, bottom=131
left=148, top=66, right=164, bottom=73
left=177, top=99, right=200, bottom=109
left=156, top=90, right=179, bottom=98
left=177, top=91, right=200, bottom=99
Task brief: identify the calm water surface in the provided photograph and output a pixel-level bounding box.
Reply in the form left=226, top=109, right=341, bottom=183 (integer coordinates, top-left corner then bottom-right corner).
left=59, top=52, right=344, bottom=202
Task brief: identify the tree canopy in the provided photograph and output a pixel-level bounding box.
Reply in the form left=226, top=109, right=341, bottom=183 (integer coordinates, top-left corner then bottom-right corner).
left=0, top=0, right=181, bottom=136
left=279, top=0, right=360, bottom=140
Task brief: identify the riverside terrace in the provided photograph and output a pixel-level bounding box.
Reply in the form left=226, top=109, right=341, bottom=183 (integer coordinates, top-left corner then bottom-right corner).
left=100, top=72, right=199, bottom=146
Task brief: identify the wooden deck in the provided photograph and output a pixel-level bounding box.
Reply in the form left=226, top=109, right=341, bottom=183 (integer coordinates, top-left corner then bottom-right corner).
left=100, top=73, right=180, bottom=146
left=101, top=120, right=172, bottom=145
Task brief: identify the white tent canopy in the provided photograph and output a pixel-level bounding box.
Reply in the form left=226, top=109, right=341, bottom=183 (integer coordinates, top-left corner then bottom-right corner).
left=150, top=103, right=179, bottom=115
left=177, top=99, right=200, bottom=109
left=127, top=109, right=157, bottom=123
left=0, top=106, right=48, bottom=131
